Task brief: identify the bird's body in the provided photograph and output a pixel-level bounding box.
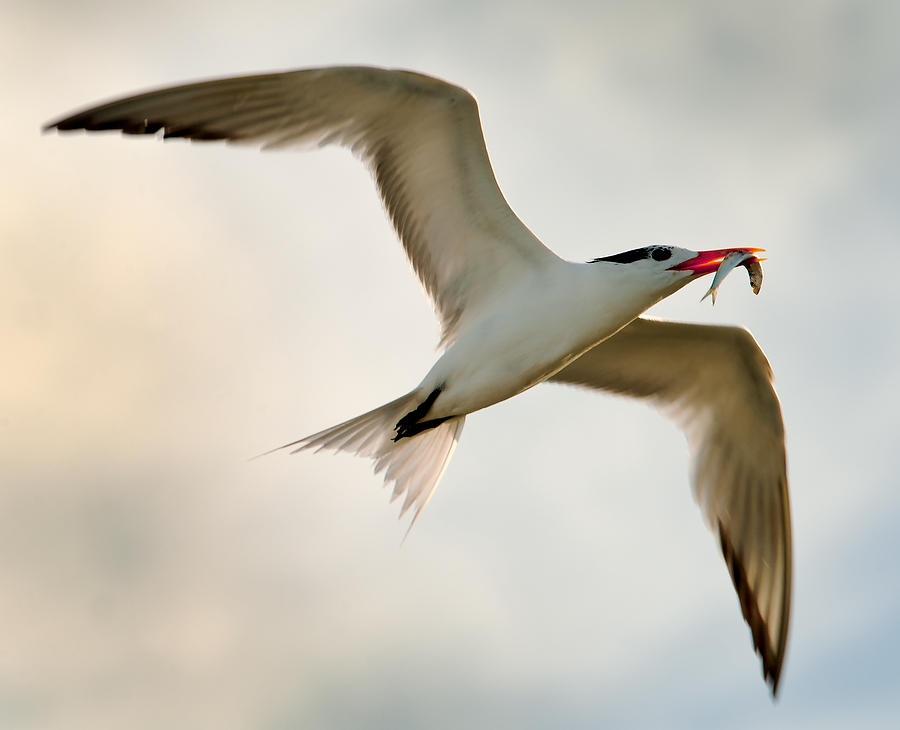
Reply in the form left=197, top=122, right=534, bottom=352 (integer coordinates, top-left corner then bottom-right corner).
left=46, top=66, right=792, bottom=695
left=418, top=258, right=686, bottom=419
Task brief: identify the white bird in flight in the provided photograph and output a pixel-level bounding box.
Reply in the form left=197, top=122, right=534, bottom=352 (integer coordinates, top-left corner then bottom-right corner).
left=46, top=66, right=792, bottom=695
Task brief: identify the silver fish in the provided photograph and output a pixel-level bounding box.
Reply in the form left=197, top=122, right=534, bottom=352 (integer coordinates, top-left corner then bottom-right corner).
left=701, top=250, right=760, bottom=305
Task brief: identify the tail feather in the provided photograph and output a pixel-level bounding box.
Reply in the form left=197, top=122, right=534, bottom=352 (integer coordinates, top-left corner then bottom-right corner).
left=275, top=391, right=465, bottom=528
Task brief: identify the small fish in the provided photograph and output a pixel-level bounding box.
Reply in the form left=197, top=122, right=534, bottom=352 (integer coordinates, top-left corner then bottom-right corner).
left=701, top=250, right=761, bottom=305
left=744, top=259, right=763, bottom=295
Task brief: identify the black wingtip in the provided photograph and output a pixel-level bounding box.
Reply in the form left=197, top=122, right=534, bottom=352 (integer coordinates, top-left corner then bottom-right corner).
left=45, top=115, right=161, bottom=134
left=42, top=118, right=66, bottom=133
left=43, top=114, right=232, bottom=142
left=717, top=521, right=785, bottom=698
left=43, top=115, right=119, bottom=133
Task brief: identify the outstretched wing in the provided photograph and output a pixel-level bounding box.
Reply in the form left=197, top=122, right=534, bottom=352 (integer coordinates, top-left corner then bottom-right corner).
left=550, top=316, right=792, bottom=695
left=45, top=66, right=560, bottom=345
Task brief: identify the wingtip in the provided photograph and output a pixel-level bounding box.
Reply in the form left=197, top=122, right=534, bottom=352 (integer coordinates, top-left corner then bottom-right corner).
left=768, top=669, right=782, bottom=699
left=763, top=646, right=784, bottom=698
left=717, top=521, right=787, bottom=698
left=42, top=116, right=91, bottom=134
left=42, top=113, right=92, bottom=133
left=42, top=117, right=66, bottom=134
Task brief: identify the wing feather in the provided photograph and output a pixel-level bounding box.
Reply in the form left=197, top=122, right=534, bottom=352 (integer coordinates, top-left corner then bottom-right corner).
left=549, top=316, right=792, bottom=694
left=45, top=66, right=560, bottom=345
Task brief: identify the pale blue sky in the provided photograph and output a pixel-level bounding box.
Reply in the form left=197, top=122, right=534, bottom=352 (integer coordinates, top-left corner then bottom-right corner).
left=3, top=0, right=899, bottom=728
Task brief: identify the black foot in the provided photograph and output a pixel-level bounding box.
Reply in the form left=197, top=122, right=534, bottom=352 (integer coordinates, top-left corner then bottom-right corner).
left=393, top=416, right=451, bottom=441
left=394, top=388, right=445, bottom=441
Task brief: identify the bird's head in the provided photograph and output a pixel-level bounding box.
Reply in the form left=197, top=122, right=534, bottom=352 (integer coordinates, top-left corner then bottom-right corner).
left=590, top=245, right=764, bottom=300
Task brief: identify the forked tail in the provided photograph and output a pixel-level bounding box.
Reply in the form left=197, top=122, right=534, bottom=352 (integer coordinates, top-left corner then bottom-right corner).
left=271, top=391, right=465, bottom=530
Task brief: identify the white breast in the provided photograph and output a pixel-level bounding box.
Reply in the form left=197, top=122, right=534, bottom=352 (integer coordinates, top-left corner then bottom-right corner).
left=421, top=261, right=669, bottom=417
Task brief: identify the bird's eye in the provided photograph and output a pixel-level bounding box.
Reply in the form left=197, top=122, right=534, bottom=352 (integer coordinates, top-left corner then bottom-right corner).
left=650, top=248, right=672, bottom=262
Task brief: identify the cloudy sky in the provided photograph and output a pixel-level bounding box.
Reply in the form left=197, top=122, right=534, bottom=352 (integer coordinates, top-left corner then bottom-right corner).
left=3, top=0, right=900, bottom=727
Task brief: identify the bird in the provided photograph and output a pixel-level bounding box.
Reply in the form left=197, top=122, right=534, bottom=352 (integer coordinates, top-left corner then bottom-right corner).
left=45, top=66, right=792, bottom=695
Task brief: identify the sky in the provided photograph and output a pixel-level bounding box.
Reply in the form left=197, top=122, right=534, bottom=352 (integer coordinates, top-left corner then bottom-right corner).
left=3, top=0, right=900, bottom=728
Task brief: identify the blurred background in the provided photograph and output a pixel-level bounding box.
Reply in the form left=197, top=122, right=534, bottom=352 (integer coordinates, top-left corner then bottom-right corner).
left=3, top=0, right=899, bottom=727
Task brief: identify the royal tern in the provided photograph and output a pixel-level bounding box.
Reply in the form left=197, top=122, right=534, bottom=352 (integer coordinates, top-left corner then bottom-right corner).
left=45, top=66, right=792, bottom=695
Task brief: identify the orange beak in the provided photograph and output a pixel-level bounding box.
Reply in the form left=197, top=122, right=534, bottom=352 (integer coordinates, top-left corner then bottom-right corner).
left=669, top=247, right=765, bottom=276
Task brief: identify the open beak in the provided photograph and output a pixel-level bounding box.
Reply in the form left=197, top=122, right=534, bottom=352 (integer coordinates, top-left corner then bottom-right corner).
left=669, top=247, right=765, bottom=276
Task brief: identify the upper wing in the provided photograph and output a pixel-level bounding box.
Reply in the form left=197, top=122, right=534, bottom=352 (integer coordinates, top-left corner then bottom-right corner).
left=45, top=66, right=560, bottom=346
left=549, top=317, right=792, bottom=695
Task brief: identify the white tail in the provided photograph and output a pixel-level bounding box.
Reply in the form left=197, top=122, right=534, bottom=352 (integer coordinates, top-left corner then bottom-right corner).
left=274, top=391, right=465, bottom=529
